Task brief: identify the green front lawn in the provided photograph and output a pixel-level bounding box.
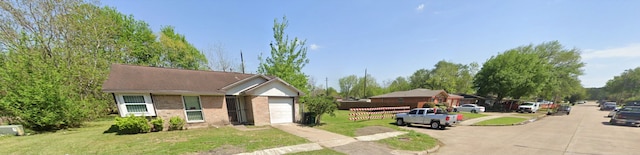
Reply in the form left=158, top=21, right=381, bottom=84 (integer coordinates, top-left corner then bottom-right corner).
left=377, top=131, right=438, bottom=151
left=0, top=119, right=308, bottom=154
left=286, top=148, right=346, bottom=155
left=450, top=112, right=488, bottom=120
left=315, top=110, right=401, bottom=137
left=314, top=110, right=439, bottom=151
left=473, top=117, right=528, bottom=126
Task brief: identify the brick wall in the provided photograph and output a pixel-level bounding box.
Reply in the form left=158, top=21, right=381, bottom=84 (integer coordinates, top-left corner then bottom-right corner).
left=201, top=95, right=230, bottom=126
left=250, top=96, right=270, bottom=126
left=244, top=96, right=255, bottom=124
left=152, top=95, right=185, bottom=130
left=152, top=94, right=231, bottom=130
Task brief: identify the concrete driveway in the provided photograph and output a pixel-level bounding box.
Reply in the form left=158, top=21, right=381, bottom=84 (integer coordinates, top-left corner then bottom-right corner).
left=404, top=102, right=640, bottom=155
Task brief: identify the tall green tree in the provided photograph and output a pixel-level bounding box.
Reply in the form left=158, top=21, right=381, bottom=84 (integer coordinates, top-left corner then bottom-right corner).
left=408, top=61, right=477, bottom=94
left=0, top=0, right=209, bottom=131
left=522, top=41, right=585, bottom=101
left=409, top=69, right=432, bottom=89
left=258, top=16, right=310, bottom=94
left=386, top=76, right=412, bottom=92
left=339, top=75, right=358, bottom=98
left=474, top=49, right=550, bottom=103
left=351, top=74, right=384, bottom=98
left=604, top=68, right=640, bottom=101
left=158, top=26, right=208, bottom=70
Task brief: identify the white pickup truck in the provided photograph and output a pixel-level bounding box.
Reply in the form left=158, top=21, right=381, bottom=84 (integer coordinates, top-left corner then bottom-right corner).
left=395, top=108, right=458, bottom=130
left=517, top=102, right=540, bottom=113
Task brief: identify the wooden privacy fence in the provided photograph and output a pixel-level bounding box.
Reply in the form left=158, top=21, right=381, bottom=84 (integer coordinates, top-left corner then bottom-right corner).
left=348, top=106, right=411, bottom=121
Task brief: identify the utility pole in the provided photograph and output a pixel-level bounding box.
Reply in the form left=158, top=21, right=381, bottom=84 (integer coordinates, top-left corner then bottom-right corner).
left=364, top=69, right=367, bottom=98
left=240, top=50, right=245, bottom=74
left=326, top=77, right=329, bottom=95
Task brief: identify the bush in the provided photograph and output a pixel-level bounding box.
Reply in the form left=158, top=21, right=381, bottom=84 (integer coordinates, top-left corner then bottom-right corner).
left=169, top=116, right=185, bottom=131
left=422, top=102, right=436, bottom=108
left=150, top=117, right=164, bottom=132
left=115, top=115, right=150, bottom=134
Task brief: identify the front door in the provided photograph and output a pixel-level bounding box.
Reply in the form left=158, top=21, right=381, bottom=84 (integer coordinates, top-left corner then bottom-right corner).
left=226, top=96, right=239, bottom=123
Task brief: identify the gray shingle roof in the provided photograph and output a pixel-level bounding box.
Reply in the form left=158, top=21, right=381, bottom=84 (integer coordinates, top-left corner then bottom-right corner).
left=102, top=64, right=256, bottom=94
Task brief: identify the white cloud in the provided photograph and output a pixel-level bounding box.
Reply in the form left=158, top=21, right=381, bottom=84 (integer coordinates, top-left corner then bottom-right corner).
left=416, top=4, right=425, bottom=12
left=309, top=44, right=320, bottom=50
left=581, top=44, right=640, bottom=60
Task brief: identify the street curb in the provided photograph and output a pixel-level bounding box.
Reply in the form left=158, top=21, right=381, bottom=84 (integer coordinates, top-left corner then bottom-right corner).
left=469, top=114, right=548, bottom=126
left=390, top=144, right=440, bottom=155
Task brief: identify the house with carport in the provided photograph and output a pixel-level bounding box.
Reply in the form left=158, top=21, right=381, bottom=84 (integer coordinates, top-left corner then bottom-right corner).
left=101, top=64, right=304, bottom=128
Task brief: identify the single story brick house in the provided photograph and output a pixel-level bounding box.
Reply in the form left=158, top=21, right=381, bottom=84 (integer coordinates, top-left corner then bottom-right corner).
left=102, top=64, right=304, bottom=128
left=369, top=89, right=450, bottom=107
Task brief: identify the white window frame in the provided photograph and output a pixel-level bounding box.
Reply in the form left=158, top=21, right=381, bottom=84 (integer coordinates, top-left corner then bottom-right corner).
left=116, top=94, right=156, bottom=117
left=182, top=95, right=205, bottom=123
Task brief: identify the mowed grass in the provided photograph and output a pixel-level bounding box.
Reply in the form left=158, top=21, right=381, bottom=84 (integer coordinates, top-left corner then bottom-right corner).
left=0, top=120, right=308, bottom=155
left=285, top=148, right=346, bottom=155
left=315, top=110, right=439, bottom=151
left=513, top=112, right=546, bottom=118
left=315, top=110, right=401, bottom=137
left=473, top=117, right=528, bottom=126
left=378, top=131, right=438, bottom=151
left=450, top=112, right=488, bottom=120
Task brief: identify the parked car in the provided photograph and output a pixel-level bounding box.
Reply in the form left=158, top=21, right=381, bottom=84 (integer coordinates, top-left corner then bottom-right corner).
left=395, top=108, right=458, bottom=130
left=624, top=101, right=640, bottom=107
left=609, top=111, right=640, bottom=127
left=453, top=104, right=485, bottom=113
left=608, top=106, right=640, bottom=117
left=517, top=102, right=540, bottom=113
left=600, top=102, right=617, bottom=111
left=547, top=105, right=571, bottom=115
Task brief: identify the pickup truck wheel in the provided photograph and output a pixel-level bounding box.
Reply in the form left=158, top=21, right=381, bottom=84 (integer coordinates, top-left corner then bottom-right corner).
left=396, top=119, right=405, bottom=126
left=430, top=121, right=440, bottom=129
left=471, top=110, right=477, bottom=113
left=453, top=108, right=458, bottom=112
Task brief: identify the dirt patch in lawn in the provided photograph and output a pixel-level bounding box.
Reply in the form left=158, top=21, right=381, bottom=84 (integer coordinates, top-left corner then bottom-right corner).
left=194, top=145, right=245, bottom=155
left=355, top=126, right=396, bottom=136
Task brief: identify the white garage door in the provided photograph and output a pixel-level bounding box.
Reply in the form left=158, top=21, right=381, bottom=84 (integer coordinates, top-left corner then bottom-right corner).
left=268, top=97, right=293, bottom=124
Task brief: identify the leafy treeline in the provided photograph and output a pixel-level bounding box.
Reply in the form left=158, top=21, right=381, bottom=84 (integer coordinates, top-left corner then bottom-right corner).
left=335, top=41, right=586, bottom=103
left=475, top=41, right=585, bottom=103
left=337, top=61, right=478, bottom=99
left=602, top=68, right=640, bottom=102
left=0, top=0, right=207, bottom=131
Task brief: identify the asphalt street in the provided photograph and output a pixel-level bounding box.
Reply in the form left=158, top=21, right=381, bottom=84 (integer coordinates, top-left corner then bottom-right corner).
left=404, top=102, right=640, bottom=155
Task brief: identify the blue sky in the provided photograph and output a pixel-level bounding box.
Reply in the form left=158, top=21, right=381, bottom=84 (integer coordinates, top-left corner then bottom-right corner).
left=101, top=0, right=640, bottom=89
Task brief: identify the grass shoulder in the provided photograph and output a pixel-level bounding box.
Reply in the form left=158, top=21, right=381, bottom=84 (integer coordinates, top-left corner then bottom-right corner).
left=449, top=112, right=488, bottom=120
left=0, top=119, right=308, bottom=154
left=314, top=110, right=439, bottom=152
left=377, top=131, right=438, bottom=151
left=473, top=117, right=528, bottom=126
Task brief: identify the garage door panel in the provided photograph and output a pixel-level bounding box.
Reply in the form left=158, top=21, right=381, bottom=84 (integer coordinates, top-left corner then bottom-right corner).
left=268, top=97, right=293, bottom=124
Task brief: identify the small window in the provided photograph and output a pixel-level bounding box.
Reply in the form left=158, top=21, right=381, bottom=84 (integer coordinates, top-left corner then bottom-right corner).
left=183, top=96, right=204, bottom=122
left=408, top=110, right=418, bottom=114
left=122, top=95, right=148, bottom=113
left=417, top=110, right=425, bottom=114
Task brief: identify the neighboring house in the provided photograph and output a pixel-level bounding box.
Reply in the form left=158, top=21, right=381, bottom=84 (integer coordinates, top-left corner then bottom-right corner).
left=447, top=94, right=463, bottom=107
left=458, top=94, right=486, bottom=105
left=101, top=64, right=304, bottom=128
left=369, top=89, right=449, bottom=108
